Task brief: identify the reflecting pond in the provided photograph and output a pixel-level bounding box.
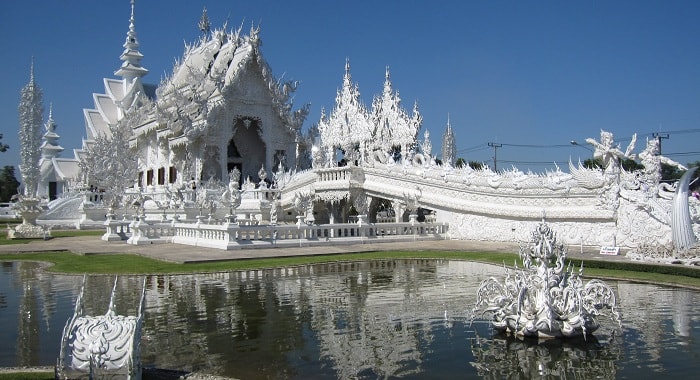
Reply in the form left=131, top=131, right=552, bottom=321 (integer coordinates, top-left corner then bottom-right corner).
left=1, top=259, right=699, bottom=379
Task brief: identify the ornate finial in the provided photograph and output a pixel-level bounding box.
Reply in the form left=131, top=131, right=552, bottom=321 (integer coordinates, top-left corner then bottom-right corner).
left=343, top=58, right=352, bottom=86
left=29, top=57, right=35, bottom=84
left=44, top=102, right=58, bottom=134
left=115, top=0, right=148, bottom=80
left=127, top=0, right=137, bottom=40
left=199, top=7, right=211, bottom=36
left=248, top=21, right=261, bottom=47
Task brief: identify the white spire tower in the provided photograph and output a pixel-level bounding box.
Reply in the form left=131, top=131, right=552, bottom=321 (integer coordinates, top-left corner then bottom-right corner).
left=18, top=59, right=44, bottom=197
left=114, top=0, right=148, bottom=109
left=40, top=103, right=64, bottom=159
left=441, top=114, right=456, bottom=167
left=115, top=0, right=148, bottom=83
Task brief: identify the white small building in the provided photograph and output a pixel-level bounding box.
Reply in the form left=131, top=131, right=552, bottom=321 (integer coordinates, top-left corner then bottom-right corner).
left=37, top=106, right=65, bottom=200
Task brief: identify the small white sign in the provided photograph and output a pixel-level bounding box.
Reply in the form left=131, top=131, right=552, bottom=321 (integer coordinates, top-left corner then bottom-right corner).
left=599, top=246, right=619, bottom=255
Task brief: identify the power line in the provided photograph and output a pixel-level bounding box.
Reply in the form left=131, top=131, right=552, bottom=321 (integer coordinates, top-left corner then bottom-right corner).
left=665, top=151, right=700, bottom=157
left=456, top=143, right=488, bottom=154
left=650, top=128, right=700, bottom=136
left=500, top=143, right=572, bottom=148
left=498, top=159, right=570, bottom=166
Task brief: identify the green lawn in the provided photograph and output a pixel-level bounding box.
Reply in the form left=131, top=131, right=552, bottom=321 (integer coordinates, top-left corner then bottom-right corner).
left=0, top=373, right=53, bottom=380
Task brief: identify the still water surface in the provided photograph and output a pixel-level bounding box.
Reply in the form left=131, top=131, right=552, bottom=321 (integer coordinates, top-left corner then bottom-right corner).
left=1, top=259, right=699, bottom=379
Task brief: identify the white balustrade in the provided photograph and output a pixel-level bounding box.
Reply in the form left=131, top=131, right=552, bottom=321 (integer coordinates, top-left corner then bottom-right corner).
left=123, top=219, right=448, bottom=250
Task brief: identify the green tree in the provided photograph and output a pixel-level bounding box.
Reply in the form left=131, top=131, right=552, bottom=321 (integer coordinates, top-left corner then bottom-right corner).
left=621, top=158, right=644, bottom=171
left=687, top=161, right=700, bottom=190
left=468, top=161, right=484, bottom=170
left=455, top=157, right=466, bottom=168
left=582, top=158, right=602, bottom=169
left=0, top=133, right=8, bottom=152
left=582, top=157, right=642, bottom=172
left=660, top=163, right=685, bottom=183
left=0, top=166, right=21, bottom=201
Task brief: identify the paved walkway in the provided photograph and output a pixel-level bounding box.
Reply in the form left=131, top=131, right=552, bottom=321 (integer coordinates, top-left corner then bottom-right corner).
left=0, top=233, right=620, bottom=264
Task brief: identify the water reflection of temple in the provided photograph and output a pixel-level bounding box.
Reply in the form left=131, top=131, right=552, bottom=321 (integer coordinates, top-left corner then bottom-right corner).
left=470, top=334, right=621, bottom=379
left=615, top=282, right=698, bottom=371
left=3, top=260, right=700, bottom=377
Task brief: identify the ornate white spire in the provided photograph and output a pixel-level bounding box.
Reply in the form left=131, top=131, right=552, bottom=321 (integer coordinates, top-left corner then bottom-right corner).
left=18, top=60, right=44, bottom=196
left=442, top=114, right=456, bottom=167
left=370, top=67, right=421, bottom=161
left=114, top=0, right=148, bottom=83
left=317, top=60, right=373, bottom=166
left=319, top=60, right=372, bottom=150
left=40, top=103, right=64, bottom=159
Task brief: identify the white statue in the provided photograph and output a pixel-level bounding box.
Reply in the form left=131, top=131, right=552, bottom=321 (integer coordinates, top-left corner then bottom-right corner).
left=258, top=164, right=268, bottom=186
left=586, top=130, right=636, bottom=177
left=639, top=137, right=687, bottom=192
left=221, top=168, right=241, bottom=216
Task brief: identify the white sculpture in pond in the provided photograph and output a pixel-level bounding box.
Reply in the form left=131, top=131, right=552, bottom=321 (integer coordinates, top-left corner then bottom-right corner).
left=472, top=216, right=621, bottom=338
left=57, top=276, right=146, bottom=380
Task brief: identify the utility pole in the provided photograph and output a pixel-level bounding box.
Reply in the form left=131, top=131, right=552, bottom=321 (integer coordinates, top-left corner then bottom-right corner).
left=487, top=142, right=502, bottom=171
left=652, top=132, right=669, bottom=154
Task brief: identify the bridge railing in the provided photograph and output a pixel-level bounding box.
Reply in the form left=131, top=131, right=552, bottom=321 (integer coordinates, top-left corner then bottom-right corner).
left=121, top=219, right=448, bottom=250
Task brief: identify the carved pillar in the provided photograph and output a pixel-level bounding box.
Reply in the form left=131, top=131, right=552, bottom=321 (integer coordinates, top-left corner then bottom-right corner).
left=306, top=199, right=316, bottom=225
left=391, top=199, right=404, bottom=223
left=326, top=201, right=340, bottom=224
left=352, top=193, right=369, bottom=226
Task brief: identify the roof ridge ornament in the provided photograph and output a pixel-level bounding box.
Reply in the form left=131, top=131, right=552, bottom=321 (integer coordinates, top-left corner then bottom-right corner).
left=115, top=0, right=148, bottom=82
left=46, top=103, right=54, bottom=132
left=199, top=6, right=211, bottom=37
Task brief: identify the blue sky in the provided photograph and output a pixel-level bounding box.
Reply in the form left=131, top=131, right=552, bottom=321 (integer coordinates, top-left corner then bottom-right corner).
left=2, top=0, right=700, bottom=173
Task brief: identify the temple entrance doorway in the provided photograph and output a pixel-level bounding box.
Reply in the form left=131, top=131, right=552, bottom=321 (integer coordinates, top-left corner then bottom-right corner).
left=48, top=181, right=57, bottom=201
left=230, top=116, right=265, bottom=183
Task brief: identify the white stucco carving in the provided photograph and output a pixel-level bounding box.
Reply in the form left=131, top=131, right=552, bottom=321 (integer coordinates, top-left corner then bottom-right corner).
left=472, top=218, right=621, bottom=338
left=57, top=275, right=146, bottom=380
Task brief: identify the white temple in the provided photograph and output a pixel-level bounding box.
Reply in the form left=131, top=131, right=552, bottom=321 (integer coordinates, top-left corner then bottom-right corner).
left=47, top=2, right=306, bottom=199
left=34, top=2, right=698, bottom=253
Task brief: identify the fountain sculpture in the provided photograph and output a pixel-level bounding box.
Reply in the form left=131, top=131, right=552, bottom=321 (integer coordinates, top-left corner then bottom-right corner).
left=472, top=216, right=621, bottom=338
left=56, top=276, right=146, bottom=380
